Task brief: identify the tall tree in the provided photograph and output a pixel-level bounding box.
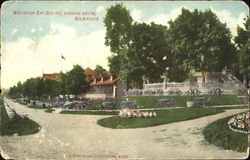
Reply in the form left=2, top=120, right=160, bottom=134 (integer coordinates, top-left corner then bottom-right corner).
left=94, top=65, right=108, bottom=74
left=234, top=17, right=250, bottom=87
left=43, top=78, right=59, bottom=97
left=126, top=22, right=170, bottom=84
left=167, top=8, right=237, bottom=78
left=58, top=73, right=68, bottom=96
left=65, top=65, right=89, bottom=98
left=105, top=4, right=171, bottom=87
left=104, top=4, right=134, bottom=83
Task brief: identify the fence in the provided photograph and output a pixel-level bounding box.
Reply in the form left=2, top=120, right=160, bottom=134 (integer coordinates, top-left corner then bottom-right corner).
left=126, top=82, right=246, bottom=96
left=144, top=82, right=245, bottom=90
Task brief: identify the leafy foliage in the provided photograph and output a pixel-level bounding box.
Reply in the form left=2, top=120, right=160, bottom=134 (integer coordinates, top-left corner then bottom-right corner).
left=104, top=6, right=238, bottom=86
left=94, top=65, right=108, bottom=74
left=8, top=64, right=89, bottom=99
left=234, top=17, right=250, bottom=87
left=65, top=65, right=89, bottom=96
left=167, top=8, right=237, bottom=74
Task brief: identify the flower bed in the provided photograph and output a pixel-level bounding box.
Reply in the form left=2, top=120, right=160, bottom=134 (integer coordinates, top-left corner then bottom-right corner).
left=227, top=112, right=250, bottom=134
left=119, top=108, right=156, bottom=118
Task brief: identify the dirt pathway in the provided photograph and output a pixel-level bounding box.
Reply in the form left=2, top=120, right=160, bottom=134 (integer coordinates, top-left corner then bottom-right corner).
left=0, top=98, right=248, bottom=160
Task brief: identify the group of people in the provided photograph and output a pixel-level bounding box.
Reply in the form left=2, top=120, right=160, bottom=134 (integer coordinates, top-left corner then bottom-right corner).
left=119, top=108, right=157, bottom=118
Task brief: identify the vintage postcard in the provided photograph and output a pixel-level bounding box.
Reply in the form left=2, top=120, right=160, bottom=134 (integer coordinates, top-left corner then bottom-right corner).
left=0, top=0, right=249, bottom=159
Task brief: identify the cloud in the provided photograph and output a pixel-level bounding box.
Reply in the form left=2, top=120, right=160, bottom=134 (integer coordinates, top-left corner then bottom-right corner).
left=11, top=28, right=18, bottom=35
left=209, top=7, right=247, bottom=36
left=146, top=6, right=191, bottom=26
left=31, top=28, right=36, bottom=33
left=96, top=6, right=105, bottom=13
left=1, top=24, right=111, bottom=88
left=131, top=9, right=143, bottom=21
left=1, top=37, right=40, bottom=88
left=27, top=43, right=38, bottom=52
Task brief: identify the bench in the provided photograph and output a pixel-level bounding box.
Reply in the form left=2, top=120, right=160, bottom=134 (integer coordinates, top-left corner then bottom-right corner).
left=237, top=96, right=248, bottom=106
left=121, top=100, right=138, bottom=109
left=101, top=101, right=116, bottom=110
left=157, top=98, right=175, bottom=109
left=194, top=97, right=204, bottom=107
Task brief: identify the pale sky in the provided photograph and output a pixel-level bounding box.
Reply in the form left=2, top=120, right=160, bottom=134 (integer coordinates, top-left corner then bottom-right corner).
left=1, top=1, right=249, bottom=89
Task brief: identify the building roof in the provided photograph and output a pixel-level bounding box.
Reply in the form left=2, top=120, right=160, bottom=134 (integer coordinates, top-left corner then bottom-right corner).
left=89, top=78, right=119, bottom=86
left=84, top=67, right=100, bottom=78
left=43, top=73, right=61, bottom=80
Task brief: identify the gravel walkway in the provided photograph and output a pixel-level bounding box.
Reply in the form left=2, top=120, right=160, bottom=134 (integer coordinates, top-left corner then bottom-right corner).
left=0, top=98, right=249, bottom=160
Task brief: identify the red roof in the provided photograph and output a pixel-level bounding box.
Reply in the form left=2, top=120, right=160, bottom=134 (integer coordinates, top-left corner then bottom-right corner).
left=43, top=73, right=60, bottom=80
left=90, top=78, right=119, bottom=86
left=84, top=67, right=100, bottom=78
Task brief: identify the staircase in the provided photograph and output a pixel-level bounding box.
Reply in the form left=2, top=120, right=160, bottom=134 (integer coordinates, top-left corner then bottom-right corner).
left=220, top=73, right=242, bottom=84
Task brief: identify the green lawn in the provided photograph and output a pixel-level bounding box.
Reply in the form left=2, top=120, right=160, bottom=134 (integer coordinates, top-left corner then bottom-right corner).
left=45, top=108, right=55, bottom=113
left=0, top=98, right=41, bottom=136
left=28, top=105, right=57, bottom=114
left=203, top=112, right=248, bottom=152
left=118, top=95, right=241, bottom=108
left=0, top=98, right=10, bottom=125
left=97, top=108, right=224, bottom=129
left=28, top=105, right=49, bottom=109
left=60, top=110, right=118, bottom=115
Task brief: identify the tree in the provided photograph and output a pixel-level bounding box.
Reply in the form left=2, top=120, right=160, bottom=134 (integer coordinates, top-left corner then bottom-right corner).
left=104, top=4, right=134, bottom=85
left=65, top=65, right=89, bottom=98
left=22, top=78, right=37, bottom=99
left=105, top=4, right=172, bottom=87
left=167, top=8, right=237, bottom=79
left=58, top=73, right=68, bottom=96
left=35, top=77, right=45, bottom=98
left=130, top=22, right=170, bottom=83
left=43, top=78, right=59, bottom=98
left=94, top=65, right=108, bottom=74
left=234, top=17, right=250, bottom=87
left=104, top=4, right=133, bottom=54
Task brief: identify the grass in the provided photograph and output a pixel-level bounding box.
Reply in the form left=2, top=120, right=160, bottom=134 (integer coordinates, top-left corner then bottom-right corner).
left=97, top=107, right=224, bottom=129
left=203, top=112, right=248, bottom=152
left=45, top=108, right=55, bottom=113
left=28, top=105, right=49, bottom=109
left=118, top=95, right=241, bottom=108
left=0, top=98, right=41, bottom=136
left=90, top=99, right=121, bottom=110
left=28, top=105, right=56, bottom=113
left=0, top=98, right=10, bottom=126
left=60, top=110, right=118, bottom=115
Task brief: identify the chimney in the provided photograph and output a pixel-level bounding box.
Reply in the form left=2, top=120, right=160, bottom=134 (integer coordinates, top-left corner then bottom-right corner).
left=100, top=74, right=103, bottom=82
left=110, top=73, right=113, bottom=81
